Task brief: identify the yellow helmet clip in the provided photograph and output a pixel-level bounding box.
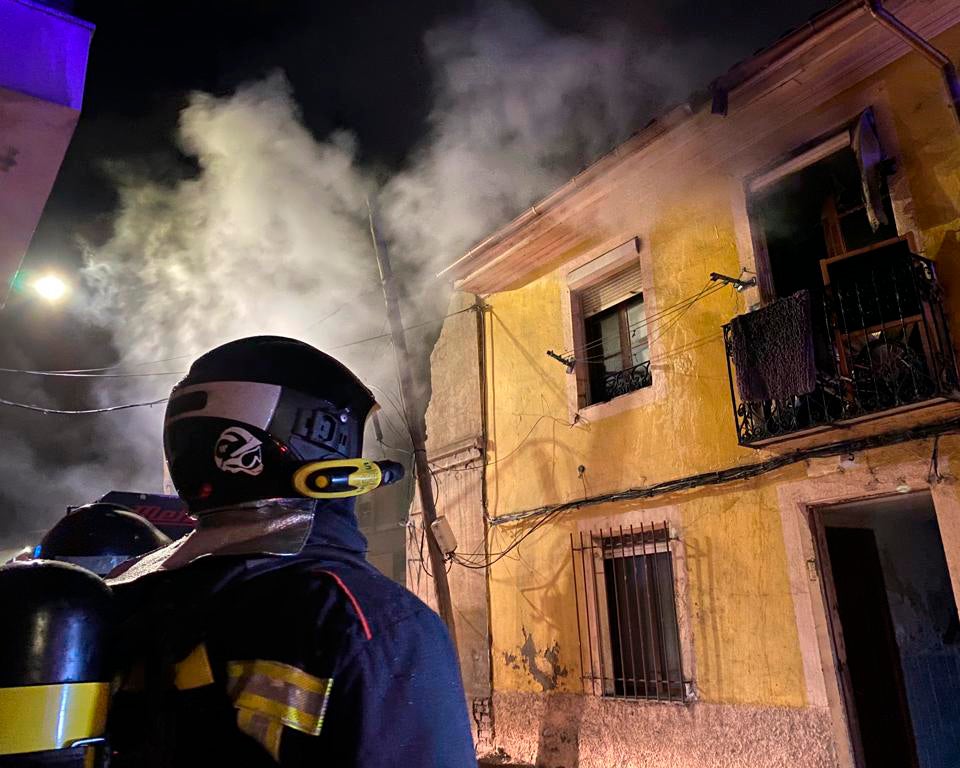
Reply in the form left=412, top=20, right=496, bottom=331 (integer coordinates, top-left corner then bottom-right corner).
left=292, top=458, right=392, bottom=499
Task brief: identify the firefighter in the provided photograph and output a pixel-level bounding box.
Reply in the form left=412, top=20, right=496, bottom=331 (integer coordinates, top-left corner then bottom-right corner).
left=106, top=336, right=475, bottom=767
left=34, top=502, right=171, bottom=577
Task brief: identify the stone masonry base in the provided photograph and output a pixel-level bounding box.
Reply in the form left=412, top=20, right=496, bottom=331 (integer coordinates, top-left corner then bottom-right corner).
left=484, top=692, right=839, bottom=768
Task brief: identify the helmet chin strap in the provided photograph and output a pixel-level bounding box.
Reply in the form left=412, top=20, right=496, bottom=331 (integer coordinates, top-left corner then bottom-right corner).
left=291, top=458, right=404, bottom=499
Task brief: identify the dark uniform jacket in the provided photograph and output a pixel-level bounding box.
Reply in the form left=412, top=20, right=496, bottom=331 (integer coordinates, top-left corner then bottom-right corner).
left=107, top=500, right=475, bottom=767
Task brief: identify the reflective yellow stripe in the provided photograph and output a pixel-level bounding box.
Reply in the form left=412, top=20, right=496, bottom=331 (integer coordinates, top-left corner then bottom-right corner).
left=232, top=691, right=325, bottom=735
left=0, top=682, right=109, bottom=755
left=174, top=643, right=215, bottom=690
left=227, top=660, right=333, bottom=737
left=237, top=707, right=283, bottom=760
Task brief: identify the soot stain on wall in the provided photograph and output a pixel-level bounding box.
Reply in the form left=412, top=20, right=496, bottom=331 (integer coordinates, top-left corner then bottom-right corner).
left=515, top=626, right=568, bottom=691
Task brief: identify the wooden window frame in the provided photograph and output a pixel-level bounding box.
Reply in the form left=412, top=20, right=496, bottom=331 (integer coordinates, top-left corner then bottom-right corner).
left=583, top=293, right=651, bottom=406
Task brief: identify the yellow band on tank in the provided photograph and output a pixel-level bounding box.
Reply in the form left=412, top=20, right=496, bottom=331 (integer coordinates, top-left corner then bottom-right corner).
left=174, top=643, right=215, bottom=690
left=0, top=682, right=109, bottom=756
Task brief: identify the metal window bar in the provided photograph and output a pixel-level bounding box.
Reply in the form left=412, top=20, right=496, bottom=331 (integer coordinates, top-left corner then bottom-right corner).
left=570, top=522, right=687, bottom=702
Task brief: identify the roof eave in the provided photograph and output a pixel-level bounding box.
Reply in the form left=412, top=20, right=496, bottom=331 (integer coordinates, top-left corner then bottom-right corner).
left=440, top=0, right=868, bottom=289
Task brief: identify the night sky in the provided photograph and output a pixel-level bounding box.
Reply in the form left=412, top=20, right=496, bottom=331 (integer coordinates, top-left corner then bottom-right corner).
left=29, top=0, right=828, bottom=293
left=0, top=0, right=829, bottom=546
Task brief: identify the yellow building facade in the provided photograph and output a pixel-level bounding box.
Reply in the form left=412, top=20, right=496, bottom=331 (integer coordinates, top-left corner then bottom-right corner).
left=413, top=2, right=960, bottom=766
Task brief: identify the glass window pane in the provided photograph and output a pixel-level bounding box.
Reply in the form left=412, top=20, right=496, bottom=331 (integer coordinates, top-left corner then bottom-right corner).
left=626, top=297, right=647, bottom=343
left=599, top=313, right=622, bottom=373
left=631, top=343, right=650, bottom=367
left=585, top=295, right=653, bottom=405
left=654, top=554, right=682, bottom=684
left=603, top=549, right=681, bottom=699
left=625, top=297, right=649, bottom=369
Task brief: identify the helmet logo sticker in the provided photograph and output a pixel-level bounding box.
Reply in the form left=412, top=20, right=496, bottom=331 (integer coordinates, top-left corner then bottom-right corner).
left=214, top=427, right=264, bottom=476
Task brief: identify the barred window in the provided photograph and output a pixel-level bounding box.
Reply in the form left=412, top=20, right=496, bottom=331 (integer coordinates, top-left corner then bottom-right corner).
left=570, top=523, right=687, bottom=702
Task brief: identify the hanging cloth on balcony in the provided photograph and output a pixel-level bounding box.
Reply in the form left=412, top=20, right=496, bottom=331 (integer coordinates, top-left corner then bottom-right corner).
left=729, top=290, right=817, bottom=403
left=852, top=107, right=889, bottom=232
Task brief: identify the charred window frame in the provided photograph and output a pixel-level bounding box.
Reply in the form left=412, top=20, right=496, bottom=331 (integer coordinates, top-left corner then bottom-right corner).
left=570, top=522, right=688, bottom=702
left=746, top=109, right=898, bottom=305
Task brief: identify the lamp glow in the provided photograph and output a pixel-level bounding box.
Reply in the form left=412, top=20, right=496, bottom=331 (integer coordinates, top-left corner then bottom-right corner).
left=33, top=274, right=68, bottom=303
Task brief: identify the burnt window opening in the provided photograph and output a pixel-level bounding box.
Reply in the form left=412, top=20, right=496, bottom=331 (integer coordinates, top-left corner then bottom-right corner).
left=749, top=144, right=916, bottom=400
left=571, top=524, right=687, bottom=702
left=578, top=262, right=651, bottom=406
left=751, top=144, right=899, bottom=302
left=725, top=126, right=960, bottom=445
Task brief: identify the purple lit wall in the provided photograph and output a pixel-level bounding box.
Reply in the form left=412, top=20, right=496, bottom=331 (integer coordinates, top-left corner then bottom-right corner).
left=0, top=0, right=93, bottom=300
left=0, top=0, right=92, bottom=109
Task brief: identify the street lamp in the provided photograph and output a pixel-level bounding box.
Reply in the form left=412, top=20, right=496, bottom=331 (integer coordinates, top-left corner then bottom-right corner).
left=32, top=274, right=68, bottom=303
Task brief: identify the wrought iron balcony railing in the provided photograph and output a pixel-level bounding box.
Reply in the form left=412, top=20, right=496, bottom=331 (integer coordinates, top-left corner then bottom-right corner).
left=590, top=360, right=652, bottom=404
left=723, top=251, right=959, bottom=445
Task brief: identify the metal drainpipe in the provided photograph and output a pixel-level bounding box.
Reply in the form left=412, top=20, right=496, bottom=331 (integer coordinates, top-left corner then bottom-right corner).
left=865, top=0, right=960, bottom=125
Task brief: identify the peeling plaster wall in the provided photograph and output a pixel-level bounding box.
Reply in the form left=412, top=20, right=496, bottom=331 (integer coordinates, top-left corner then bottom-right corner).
left=487, top=475, right=811, bottom=705
left=489, top=692, right=838, bottom=768
left=409, top=292, right=494, bottom=748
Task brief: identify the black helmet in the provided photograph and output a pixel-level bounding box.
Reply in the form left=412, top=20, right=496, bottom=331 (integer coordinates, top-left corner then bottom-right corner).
left=164, top=336, right=378, bottom=513
left=36, top=503, right=171, bottom=576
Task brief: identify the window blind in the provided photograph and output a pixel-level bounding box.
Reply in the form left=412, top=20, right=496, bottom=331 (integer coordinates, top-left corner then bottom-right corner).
left=579, top=262, right=643, bottom=318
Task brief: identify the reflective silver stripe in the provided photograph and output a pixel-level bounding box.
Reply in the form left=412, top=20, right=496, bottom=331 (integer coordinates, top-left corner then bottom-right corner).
left=164, top=381, right=283, bottom=429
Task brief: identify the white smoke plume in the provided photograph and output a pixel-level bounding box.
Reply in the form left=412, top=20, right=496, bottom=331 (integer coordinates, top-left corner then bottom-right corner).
left=383, top=3, right=697, bottom=293
left=0, top=2, right=715, bottom=548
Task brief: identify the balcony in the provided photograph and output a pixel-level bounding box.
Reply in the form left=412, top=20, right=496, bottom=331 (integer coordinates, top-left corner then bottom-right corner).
left=723, top=250, right=960, bottom=446
left=592, top=360, right=653, bottom=403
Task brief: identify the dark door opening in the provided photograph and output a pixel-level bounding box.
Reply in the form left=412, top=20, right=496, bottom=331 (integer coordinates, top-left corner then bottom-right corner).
left=812, top=493, right=960, bottom=768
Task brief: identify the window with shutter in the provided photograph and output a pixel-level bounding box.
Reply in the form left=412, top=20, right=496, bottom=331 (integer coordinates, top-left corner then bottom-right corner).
left=579, top=263, right=644, bottom=317
left=577, top=262, right=652, bottom=405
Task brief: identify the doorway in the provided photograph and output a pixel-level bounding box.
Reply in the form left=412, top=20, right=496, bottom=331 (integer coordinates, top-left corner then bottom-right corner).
left=811, top=493, right=960, bottom=768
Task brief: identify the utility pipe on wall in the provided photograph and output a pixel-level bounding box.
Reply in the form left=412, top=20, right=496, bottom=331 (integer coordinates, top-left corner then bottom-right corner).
left=866, top=0, right=960, bottom=125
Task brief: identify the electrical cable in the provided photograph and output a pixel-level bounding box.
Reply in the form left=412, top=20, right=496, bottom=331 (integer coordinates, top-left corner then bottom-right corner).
left=0, top=367, right=185, bottom=378
left=404, top=517, right=426, bottom=582
left=570, top=330, right=724, bottom=371
left=571, top=281, right=727, bottom=363
left=368, top=380, right=411, bottom=438
left=304, top=285, right=383, bottom=330
left=490, top=418, right=960, bottom=528
left=375, top=438, right=414, bottom=455
left=0, top=307, right=477, bottom=380
left=442, top=332, right=724, bottom=480
left=439, top=413, right=583, bottom=474
left=448, top=331, right=726, bottom=565
left=644, top=279, right=717, bottom=348
left=330, top=306, right=474, bottom=351
left=452, top=506, right=565, bottom=569
left=62, top=354, right=194, bottom=373
left=555, top=281, right=728, bottom=360
left=0, top=397, right=168, bottom=415
left=419, top=523, right=433, bottom=577
left=451, top=421, right=960, bottom=570
left=567, top=281, right=726, bottom=354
